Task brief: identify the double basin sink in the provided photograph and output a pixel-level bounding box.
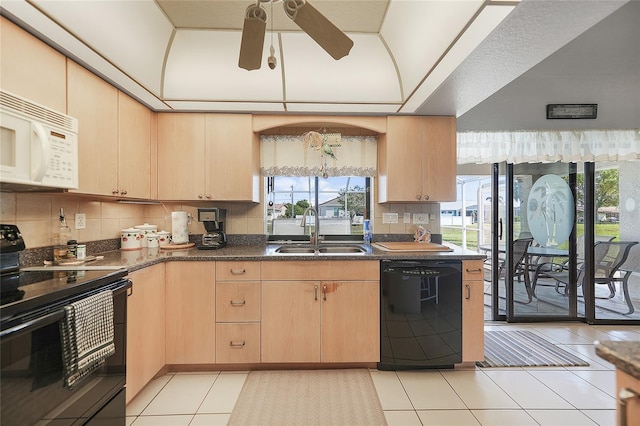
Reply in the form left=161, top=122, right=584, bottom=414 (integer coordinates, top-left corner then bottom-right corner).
left=270, top=243, right=368, bottom=256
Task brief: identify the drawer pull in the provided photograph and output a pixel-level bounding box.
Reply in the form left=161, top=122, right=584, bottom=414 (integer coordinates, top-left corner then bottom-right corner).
left=230, top=300, right=246, bottom=306
left=230, top=269, right=246, bottom=275
left=465, top=268, right=482, bottom=273
left=619, top=387, right=639, bottom=426
left=323, top=284, right=327, bottom=301
left=465, top=284, right=471, bottom=300
left=229, top=341, right=246, bottom=348
left=314, top=284, right=318, bottom=301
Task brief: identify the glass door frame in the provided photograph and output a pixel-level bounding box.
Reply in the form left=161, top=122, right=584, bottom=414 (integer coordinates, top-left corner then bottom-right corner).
left=491, top=162, right=581, bottom=322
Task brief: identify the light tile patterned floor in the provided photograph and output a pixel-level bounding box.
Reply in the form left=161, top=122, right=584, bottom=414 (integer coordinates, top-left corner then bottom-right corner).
left=126, top=322, right=640, bottom=426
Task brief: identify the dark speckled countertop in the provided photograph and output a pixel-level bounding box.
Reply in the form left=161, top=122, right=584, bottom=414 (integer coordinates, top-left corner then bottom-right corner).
left=596, top=341, right=640, bottom=379
left=50, top=242, right=485, bottom=273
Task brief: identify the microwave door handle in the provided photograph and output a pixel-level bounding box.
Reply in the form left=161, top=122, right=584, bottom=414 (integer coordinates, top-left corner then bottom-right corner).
left=31, top=122, right=50, bottom=182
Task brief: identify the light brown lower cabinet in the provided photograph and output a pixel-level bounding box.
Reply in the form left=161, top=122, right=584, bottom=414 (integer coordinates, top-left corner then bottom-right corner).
left=165, top=261, right=216, bottom=364
left=616, top=370, right=640, bottom=426
left=261, top=260, right=380, bottom=364
left=126, top=264, right=165, bottom=403
left=462, top=260, right=485, bottom=362
left=215, top=261, right=261, bottom=364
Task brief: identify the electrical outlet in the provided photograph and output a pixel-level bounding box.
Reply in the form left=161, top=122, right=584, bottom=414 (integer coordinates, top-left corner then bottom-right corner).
left=382, top=213, right=398, bottom=224
left=404, top=213, right=411, bottom=224
left=75, top=213, right=86, bottom=230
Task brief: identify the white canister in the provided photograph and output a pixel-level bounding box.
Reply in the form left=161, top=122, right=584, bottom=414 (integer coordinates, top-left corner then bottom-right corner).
left=146, top=233, right=159, bottom=248
left=157, top=230, right=171, bottom=246
left=120, top=228, right=143, bottom=250
left=134, top=223, right=158, bottom=248
left=171, top=211, right=190, bottom=244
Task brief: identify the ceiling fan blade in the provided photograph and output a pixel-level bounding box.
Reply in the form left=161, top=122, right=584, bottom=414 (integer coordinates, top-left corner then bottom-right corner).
left=239, top=3, right=267, bottom=71
left=283, top=0, right=353, bottom=60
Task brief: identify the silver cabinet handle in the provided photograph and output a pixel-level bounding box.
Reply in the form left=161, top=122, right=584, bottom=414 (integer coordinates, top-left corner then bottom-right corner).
left=323, top=284, right=327, bottom=301
left=619, top=387, right=639, bottom=426
left=230, top=269, right=246, bottom=275
left=314, top=284, right=318, bottom=301
left=424, top=195, right=430, bottom=201
left=465, top=284, right=471, bottom=300
left=416, top=195, right=421, bottom=200
left=112, top=189, right=119, bottom=195
left=121, top=190, right=127, bottom=195
left=465, top=268, right=482, bottom=274
left=229, top=341, right=246, bottom=347
left=206, top=194, right=212, bottom=199
left=230, top=300, right=246, bottom=306
left=197, top=194, right=204, bottom=199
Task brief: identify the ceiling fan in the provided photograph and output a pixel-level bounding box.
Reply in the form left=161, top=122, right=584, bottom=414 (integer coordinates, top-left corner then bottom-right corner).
left=238, top=0, right=354, bottom=70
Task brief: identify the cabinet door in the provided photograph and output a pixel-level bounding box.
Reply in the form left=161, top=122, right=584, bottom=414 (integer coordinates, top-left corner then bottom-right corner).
left=67, top=60, right=118, bottom=196
left=205, top=114, right=259, bottom=202
left=321, top=281, right=379, bottom=363
left=421, top=116, right=456, bottom=202
left=157, top=113, right=206, bottom=200
left=379, top=116, right=423, bottom=202
left=462, top=279, right=485, bottom=363
left=0, top=17, right=66, bottom=112
left=118, top=91, right=151, bottom=199
left=165, top=261, right=216, bottom=364
left=126, top=264, right=165, bottom=403
left=261, top=281, right=321, bottom=363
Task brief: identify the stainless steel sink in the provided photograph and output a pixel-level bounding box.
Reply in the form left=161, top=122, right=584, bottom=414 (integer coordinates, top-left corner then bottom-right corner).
left=317, top=245, right=366, bottom=254
left=272, top=244, right=367, bottom=255
left=273, top=245, right=316, bottom=254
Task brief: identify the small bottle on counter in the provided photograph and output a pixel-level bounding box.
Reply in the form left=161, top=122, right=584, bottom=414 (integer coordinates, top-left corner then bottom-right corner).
left=363, top=219, right=372, bottom=245
left=53, top=208, right=72, bottom=262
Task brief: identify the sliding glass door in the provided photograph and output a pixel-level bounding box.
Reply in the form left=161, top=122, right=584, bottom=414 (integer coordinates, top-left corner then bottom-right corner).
left=490, top=162, right=580, bottom=321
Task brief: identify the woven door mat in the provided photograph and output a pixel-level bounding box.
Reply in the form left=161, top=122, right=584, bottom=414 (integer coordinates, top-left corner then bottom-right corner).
left=477, top=330, right=590, bottom=368
left=228, top=369, right=387, bottom=426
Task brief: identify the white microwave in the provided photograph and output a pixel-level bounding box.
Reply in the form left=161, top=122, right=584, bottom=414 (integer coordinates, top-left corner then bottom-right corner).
left=0, top=90, right=78, bottom=190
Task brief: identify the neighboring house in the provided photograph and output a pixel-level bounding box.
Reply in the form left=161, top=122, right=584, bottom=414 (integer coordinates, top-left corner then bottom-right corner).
left=318, top=197, right=345, bottom=218
left=267, top=203, right=288, bottom=219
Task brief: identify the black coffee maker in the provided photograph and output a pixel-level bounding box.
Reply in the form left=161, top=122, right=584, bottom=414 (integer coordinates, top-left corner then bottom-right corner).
left=196, top=208, right=227, bottom=250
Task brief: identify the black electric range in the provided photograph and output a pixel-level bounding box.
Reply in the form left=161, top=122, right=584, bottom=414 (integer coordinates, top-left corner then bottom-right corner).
left=1, top=224, right=131, bottom=425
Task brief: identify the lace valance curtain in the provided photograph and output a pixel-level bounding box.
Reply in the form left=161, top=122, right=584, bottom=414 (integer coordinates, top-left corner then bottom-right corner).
left=260, top=135, right=377, bottom=177
left=458, top=129, right=640, bottom=164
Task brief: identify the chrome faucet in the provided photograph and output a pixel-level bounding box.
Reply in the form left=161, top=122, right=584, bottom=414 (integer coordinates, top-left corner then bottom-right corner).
left=300, top=206, right=320, bottom=248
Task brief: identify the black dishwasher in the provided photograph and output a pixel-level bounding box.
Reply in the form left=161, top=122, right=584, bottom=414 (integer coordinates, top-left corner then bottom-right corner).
left=379, top=259, right=462, bottom=370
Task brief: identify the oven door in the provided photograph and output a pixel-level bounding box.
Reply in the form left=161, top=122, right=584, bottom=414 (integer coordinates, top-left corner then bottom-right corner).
left=1, top=280, right=129, bottom=425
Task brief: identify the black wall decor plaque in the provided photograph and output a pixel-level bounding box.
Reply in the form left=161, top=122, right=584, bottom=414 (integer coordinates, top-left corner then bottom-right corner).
left=547, top=104, right=597, bottom=119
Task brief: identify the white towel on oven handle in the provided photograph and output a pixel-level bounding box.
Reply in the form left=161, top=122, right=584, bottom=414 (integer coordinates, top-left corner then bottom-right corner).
left=60, top=289, right=115, bottom=389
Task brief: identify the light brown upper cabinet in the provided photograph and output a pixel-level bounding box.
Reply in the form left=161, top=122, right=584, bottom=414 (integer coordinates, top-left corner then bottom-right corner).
left=68, top=61, right=152, bottom=198
left=157, top=113, right=259, bottom=201
left=67, top=61, right=119, bottom=196
left=378, top=116, right=456, bottom=203
left=117, top=92, right=151, bottom=199
left=0, top=17, right=66, bottom=112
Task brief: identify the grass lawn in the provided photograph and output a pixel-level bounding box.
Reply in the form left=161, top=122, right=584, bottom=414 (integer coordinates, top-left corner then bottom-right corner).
left=442, top=223, right=620, bottom=251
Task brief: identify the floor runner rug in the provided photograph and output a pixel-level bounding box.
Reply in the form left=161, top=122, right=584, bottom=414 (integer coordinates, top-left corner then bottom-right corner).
left=228, top=369, right=387, bottom=426
left=477, top=330, right=590, bottom=368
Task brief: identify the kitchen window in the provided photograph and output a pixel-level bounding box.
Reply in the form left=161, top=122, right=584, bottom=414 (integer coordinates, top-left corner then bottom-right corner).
left=261, top=132, right=377, bottom=241
left=265, top=176, right=371, bottom=240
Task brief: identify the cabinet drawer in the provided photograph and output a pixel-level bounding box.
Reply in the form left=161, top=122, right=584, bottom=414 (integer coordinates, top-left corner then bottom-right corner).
left=463, top=260, right=484, bottom=281
left=216, top=281, right=261, bottom=322
left=216, top=323, right=260, bottom=364
left=261, top=260, right=379, bottom=281
left=216, top=261, right=260, bottom=281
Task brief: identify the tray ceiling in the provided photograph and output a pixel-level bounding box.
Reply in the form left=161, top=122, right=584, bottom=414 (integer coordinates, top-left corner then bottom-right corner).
left=1, top=0, right=516, bottom=113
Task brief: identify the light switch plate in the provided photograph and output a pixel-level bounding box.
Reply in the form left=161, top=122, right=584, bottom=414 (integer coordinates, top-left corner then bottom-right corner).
left=413, top=213, right=429, bottom=224
left=403, top=213, right=411, bottom=224
left=382, top=213, right=399, bottom=224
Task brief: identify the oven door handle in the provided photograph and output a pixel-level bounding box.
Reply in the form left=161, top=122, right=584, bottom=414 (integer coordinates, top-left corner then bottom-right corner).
left=0, top=309, right=66, bottom=342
